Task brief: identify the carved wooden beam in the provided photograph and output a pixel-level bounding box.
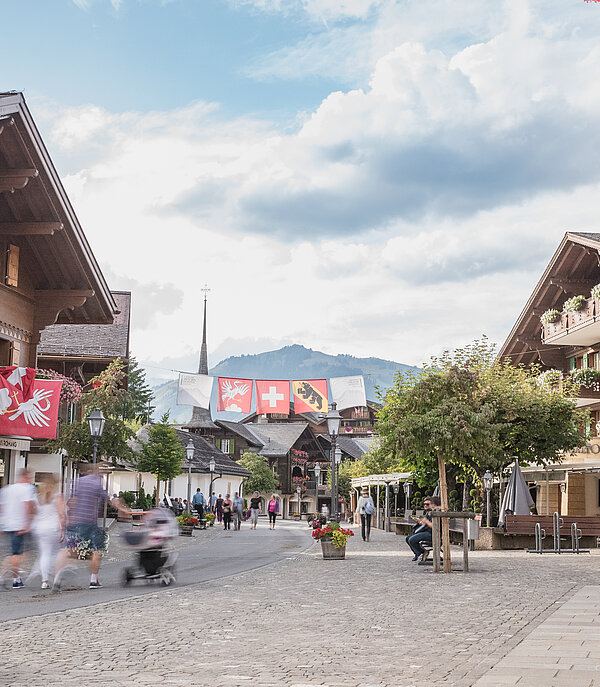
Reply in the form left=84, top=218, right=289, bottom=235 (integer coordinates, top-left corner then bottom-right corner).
left=33, top=289, right=95, bottom=336
left=549, top=278, right=597, bottom=293
left=516, top=337, right=543, bottom=348
left=0, top=117, right=14, bottom=136
left=0, top=222, right=63, bottom=236
left=0, top=168, right=38, bottom=193
left=0, top=168, right=38, bottom=179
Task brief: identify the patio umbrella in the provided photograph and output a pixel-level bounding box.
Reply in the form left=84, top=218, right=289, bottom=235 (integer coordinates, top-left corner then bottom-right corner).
left=432, top=483, right=440, bottom=497
left=497, top=460, right=534, bottom=526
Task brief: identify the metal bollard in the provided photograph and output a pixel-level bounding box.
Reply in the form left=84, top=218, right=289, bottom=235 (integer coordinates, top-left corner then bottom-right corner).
left=553, top=512, right=564, bottom=553
left=571, top=522, right=582, bottom=554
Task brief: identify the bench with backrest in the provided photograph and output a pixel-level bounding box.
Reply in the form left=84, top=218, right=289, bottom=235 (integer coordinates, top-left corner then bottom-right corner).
left=504, top=514, right=600, bottom=537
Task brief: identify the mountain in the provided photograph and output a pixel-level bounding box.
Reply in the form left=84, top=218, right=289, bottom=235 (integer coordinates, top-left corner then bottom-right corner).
left=151, top=344, right=420, bottom=423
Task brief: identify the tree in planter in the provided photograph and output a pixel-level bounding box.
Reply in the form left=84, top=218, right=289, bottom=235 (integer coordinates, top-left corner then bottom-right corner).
left=237, top=453, right=278, bottom=495
left=47, top=358, right=135, bottom=464
left=136, top=413, right=184, bottom=507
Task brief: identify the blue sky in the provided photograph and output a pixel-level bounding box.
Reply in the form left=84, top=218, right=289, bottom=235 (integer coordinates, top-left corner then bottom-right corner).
left=3, top=0, right=600, bottom=384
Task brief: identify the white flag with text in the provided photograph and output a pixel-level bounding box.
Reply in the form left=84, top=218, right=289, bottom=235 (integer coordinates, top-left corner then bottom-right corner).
left=176, top=373, right=214, bottom=408
left=330, top=375, right=367, bottom=410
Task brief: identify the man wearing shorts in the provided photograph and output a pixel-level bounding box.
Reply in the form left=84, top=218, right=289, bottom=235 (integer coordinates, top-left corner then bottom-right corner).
left=0, top=469, right=36, bottom=589
left=55, top=463, right=128, bottom=589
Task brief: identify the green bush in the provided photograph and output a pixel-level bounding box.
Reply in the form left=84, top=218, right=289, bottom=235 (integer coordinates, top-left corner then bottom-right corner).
left=121, top=491, right=136, bottom=508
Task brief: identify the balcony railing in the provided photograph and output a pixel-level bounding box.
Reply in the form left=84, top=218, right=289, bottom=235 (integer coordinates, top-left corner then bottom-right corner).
left=542, top=297, right=600, bottom=346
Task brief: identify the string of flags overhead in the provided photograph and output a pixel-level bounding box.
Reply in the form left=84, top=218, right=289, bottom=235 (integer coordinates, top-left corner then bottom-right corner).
left=176, top=373, right=367, bottom=415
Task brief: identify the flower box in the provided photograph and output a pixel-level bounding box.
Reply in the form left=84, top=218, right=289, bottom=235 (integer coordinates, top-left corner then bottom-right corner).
left=321, top=540, right=345, bottom=559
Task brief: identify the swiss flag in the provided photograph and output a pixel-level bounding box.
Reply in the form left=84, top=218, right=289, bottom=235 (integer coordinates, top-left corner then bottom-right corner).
left=256, top=380, right=290, bottom=415
left=0, top=379, right=62, bottom=439
left=217, top=377, right=253, bottom=413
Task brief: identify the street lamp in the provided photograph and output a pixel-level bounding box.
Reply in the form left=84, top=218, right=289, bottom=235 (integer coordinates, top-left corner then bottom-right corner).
left=403, top=481, right=411, bottom=516
left=335, top=447, right=342, bottom=520
left=326, top=402, right=342, bottom=521
left=314, top=462, right=321, bottom=516
left=186, top=438, right=194, bottom=510
left=296, top=485, right=302, bottom=518
left=208, top=457, right=222, bottom=512
left=88, top=409, right=105, bottom=465
left=483, top=470, right=493, bottom=528
left=393, top=484, right=399, bottom=518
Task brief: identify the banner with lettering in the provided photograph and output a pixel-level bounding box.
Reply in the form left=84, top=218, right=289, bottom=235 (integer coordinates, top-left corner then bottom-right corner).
left=255, top=380, right=290, bottom=415
left=217, top=377, right=253, bottom=413
left=176, top=373, right=214, bottom=409
left=292, top=379, right=328, bottom=414
left=0, top=379, right=63, bottom=439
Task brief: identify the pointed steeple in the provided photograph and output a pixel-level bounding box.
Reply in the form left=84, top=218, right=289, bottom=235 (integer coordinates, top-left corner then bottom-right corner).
left=184, top=285, right=217, bottom=432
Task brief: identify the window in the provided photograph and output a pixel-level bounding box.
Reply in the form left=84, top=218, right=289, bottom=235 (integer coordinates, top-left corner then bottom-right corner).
left=219, top=438, right=234, bottom=454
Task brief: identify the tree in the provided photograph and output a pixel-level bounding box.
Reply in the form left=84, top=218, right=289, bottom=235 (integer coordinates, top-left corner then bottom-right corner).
left=136, top=413, right=184, bottom=507
left=47, top=358, right=135, bottom=464
left=121, top=355, right=155, bottom=422
left=375, top=338, right=588, bottom=572
left=238, top=452, right=278, bottom=494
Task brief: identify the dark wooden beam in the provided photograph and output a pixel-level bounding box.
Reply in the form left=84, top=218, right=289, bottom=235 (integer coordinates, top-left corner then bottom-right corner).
left=0, top=222, right=63, bottom=236
left=33, top=289, right=95, bottom=336
left=0, top=177, right=32, bottom=193
left=0, top=168, right=38, bottom=179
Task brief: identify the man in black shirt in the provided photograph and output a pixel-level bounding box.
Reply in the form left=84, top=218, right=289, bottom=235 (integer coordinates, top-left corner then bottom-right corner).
left=249, top=491, right=262, bottom=530
left=406, top=496, right=441, bottom=561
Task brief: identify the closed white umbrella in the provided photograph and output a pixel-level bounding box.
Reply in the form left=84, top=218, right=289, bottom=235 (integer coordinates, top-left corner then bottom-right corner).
left=497, top=460, right=534, bottom=526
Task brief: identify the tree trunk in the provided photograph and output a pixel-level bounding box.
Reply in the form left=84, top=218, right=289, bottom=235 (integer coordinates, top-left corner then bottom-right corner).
left=462, top=479, right=469, bottom=511
left=437, top=451, right=452, bottom=573
left=156, top=476, right=161, bottom=508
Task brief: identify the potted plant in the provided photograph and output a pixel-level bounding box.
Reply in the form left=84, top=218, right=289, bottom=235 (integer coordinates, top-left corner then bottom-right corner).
left=203, top=513, right=215, bottom=527
left=312, top=521, right=354, bottom=559
left=592, top=284, right=600, bottom=301
left=176, top=511, right=198, bottom=536
left=540, top=309, right=561, bottom=325
left=571, top=368, right=600, bottom=388
left=563, top=295, right=586, bottom=312
left=308, top=513, right=326, bottom=529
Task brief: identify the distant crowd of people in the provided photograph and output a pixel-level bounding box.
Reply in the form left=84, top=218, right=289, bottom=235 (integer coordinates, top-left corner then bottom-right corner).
left=182, top=489, right=281, bottom=531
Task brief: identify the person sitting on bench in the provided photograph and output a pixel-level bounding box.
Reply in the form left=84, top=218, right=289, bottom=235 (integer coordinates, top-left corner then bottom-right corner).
left=406, top=496, right=441, bottom=561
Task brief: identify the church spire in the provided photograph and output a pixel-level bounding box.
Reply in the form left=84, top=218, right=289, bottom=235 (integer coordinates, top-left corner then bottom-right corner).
left=198, top=285, right=209, bottom=375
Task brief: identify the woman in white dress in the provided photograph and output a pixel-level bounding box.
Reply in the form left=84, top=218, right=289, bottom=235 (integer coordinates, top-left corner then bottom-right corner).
left=32, top=474, right=65, bottom=589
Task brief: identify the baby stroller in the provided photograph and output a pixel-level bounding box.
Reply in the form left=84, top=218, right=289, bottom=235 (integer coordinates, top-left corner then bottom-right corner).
left=121, top=508, right=178, bottom=586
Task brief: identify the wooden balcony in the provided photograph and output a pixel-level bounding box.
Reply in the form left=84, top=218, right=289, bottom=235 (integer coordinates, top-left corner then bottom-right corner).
left=543, top=297, right=600, bottom=346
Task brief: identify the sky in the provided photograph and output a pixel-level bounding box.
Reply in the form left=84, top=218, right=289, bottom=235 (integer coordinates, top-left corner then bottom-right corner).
left=3, top=0, right=600, bottom=386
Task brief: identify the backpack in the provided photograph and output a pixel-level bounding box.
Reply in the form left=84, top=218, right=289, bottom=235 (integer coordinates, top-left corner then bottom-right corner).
left=364, top=500, right=375, bottom=515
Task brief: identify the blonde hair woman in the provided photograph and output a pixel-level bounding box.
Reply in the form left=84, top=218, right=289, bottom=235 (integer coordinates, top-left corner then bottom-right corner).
left=32, top=474, right=65, bottom=589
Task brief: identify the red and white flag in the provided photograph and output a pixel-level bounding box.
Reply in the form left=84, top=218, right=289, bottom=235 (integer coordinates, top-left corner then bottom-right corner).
left=217, top=377, right=253, bottom=413
left=255, top=380, right=290, bottom=415
left=0, top=378, right=62, bottom=439
left=0, top=366, right=35, bottom=406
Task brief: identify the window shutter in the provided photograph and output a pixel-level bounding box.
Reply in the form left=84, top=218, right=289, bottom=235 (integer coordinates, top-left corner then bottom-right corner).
left=570, top=357, right=576, bottom=371
left=583, top=354, right=588, bottom=369
left=5, top=244, right=19, bottom=287
left=215, top=438, right=221, bottom=449
left=230, top=438, right=235, bottom=454
left=9, top=341, right=20, bottom=365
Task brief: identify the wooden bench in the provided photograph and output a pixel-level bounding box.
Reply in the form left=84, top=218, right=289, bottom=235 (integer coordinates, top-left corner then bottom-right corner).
left=504, top=515, right=600, bottom=537
left=395, top=519, right=470, bottom=545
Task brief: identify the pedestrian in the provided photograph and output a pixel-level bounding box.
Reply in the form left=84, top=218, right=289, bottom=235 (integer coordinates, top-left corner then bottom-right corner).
left=176, top=497, right=184, bottom=515
left=406, top=496, right=440, bottom=561
left=267, top=494, right=280, bottom=530
left=192, top=488, right=204, bottom=519
left=249, top=491, right=261, bottom=530
left=215, top=494, right=224, bottom=523
left=183, top=499, right=189, bottom=512
left=29, top=474, right=65, bottom=589
left=222, top=494, right=233, bottom=530
left=54, top=463, right=130, bottom=590
left=355, top=487, right=375, bottom=542
left=0, top=469, right=36, bottom=589
left=321, top=504, right=329, bottom=519
left=233, top=492, right=244, bottom=530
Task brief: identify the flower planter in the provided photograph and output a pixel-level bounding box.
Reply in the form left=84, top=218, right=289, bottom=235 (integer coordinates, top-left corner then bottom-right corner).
left=321, top=540, right=346, bottom=559
left=179, top=525, right=194, bottom=537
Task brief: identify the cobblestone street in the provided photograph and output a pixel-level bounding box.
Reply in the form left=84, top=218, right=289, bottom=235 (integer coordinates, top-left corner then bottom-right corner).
left=2, top=522, right=600, bottom=687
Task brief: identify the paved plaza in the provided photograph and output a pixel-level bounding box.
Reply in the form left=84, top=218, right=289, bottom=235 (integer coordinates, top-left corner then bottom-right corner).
left=2, top=521, right=600, bottom=686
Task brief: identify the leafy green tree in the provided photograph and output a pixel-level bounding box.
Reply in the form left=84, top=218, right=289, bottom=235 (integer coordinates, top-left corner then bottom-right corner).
left=121, top=356, right=155, bottom=421
left=136, top=413, right=184, bottom=507
left=238, top=452, right=278, bottom=494
left=47, top=358, right=135, bottom=464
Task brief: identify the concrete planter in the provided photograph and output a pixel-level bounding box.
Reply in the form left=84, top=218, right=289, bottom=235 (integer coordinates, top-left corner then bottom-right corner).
left=321, top=540, right=346, bottom=559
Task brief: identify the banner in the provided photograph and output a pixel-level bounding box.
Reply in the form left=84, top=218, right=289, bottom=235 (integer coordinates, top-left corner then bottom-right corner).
left=256, top=380, right=290, bottom=415
left=176, top=373, right=214, bottom=409
left=0, top=366, right=35, bottom=410
left=330, top=375, right=366, bottom=410
left=0, top=379, right=62, bottom=439
left=292, top=379, right=328, bottom=414
left=217, top=377, right=253, bottom=413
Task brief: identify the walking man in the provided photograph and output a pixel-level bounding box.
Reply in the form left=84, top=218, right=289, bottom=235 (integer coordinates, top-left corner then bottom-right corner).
left=54, top=463, right=129, bottom=589
left=233, top=492, right=244, bottom=530
left=192, top=488, right=204, bottom=519
left=0, top=469, right=36, bottom=588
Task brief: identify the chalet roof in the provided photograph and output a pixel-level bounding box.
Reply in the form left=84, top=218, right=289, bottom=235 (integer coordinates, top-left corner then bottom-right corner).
left=244, top=423, right=309, bottom=457
left=336, top=436, right=369, bottom=461
left=38, top=291, right=130, bottom=359
left=129, top=426, right=250, bottom=477
left=0, top=92, right=116, bottom=325
left=498, top=232, right=600, bottom=367
left=182, top=405, right=218, bottom=431
left=215, top=419, right=263, bottom=447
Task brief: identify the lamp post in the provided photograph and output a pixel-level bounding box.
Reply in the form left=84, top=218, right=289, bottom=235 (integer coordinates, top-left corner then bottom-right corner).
left=208, top=457, right=222, bottom=511
left=335, top=447, right=342, bottom=520
left=296, top=485, right=302, bottom=518
left=403, top=481, right=411, bottom=516
left=483, top=470, right=493, bottom=528
left=186, top=438, right=194, bottom=510
left=393, top=484, right=399, bottom=518
left=314, top=462, right=321, bottom=517
left=326, top=402, right=342, bottom=521
left=88, top=409, right=105, bottom=465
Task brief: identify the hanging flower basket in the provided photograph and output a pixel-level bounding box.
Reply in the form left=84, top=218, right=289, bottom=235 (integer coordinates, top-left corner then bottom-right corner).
left=563, top=295, right=586, bottom=313
left=540, top=309, right=560, bottom=325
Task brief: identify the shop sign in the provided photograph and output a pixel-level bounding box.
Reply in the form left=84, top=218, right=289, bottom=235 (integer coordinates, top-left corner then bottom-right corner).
left=0, top=437, right=30, bottom=451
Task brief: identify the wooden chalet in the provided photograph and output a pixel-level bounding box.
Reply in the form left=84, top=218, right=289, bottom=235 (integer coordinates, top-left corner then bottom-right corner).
left=0, top=92, right=117, bottom=485
left=499, top=232, right=600, bottom=516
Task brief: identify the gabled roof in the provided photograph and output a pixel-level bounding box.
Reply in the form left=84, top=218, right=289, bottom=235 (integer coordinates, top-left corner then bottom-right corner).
left=38, top=291, right=130, bottom=359
left=336, top=436, right=369, bottom=461
left=215, top=419, right=263, bottom=447
left=499, top=232, right=600, bottom=367
left=0, top=92, right=116, bottom=324
left=129, top=425, right=250, bottom=477
left=244, top=423, right=309, bottom=457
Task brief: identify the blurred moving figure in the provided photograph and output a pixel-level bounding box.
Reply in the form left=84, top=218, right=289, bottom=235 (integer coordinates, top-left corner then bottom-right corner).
left=0, top=469, right=36, bottom=589
left=29, top=474, right=65, bottom=589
